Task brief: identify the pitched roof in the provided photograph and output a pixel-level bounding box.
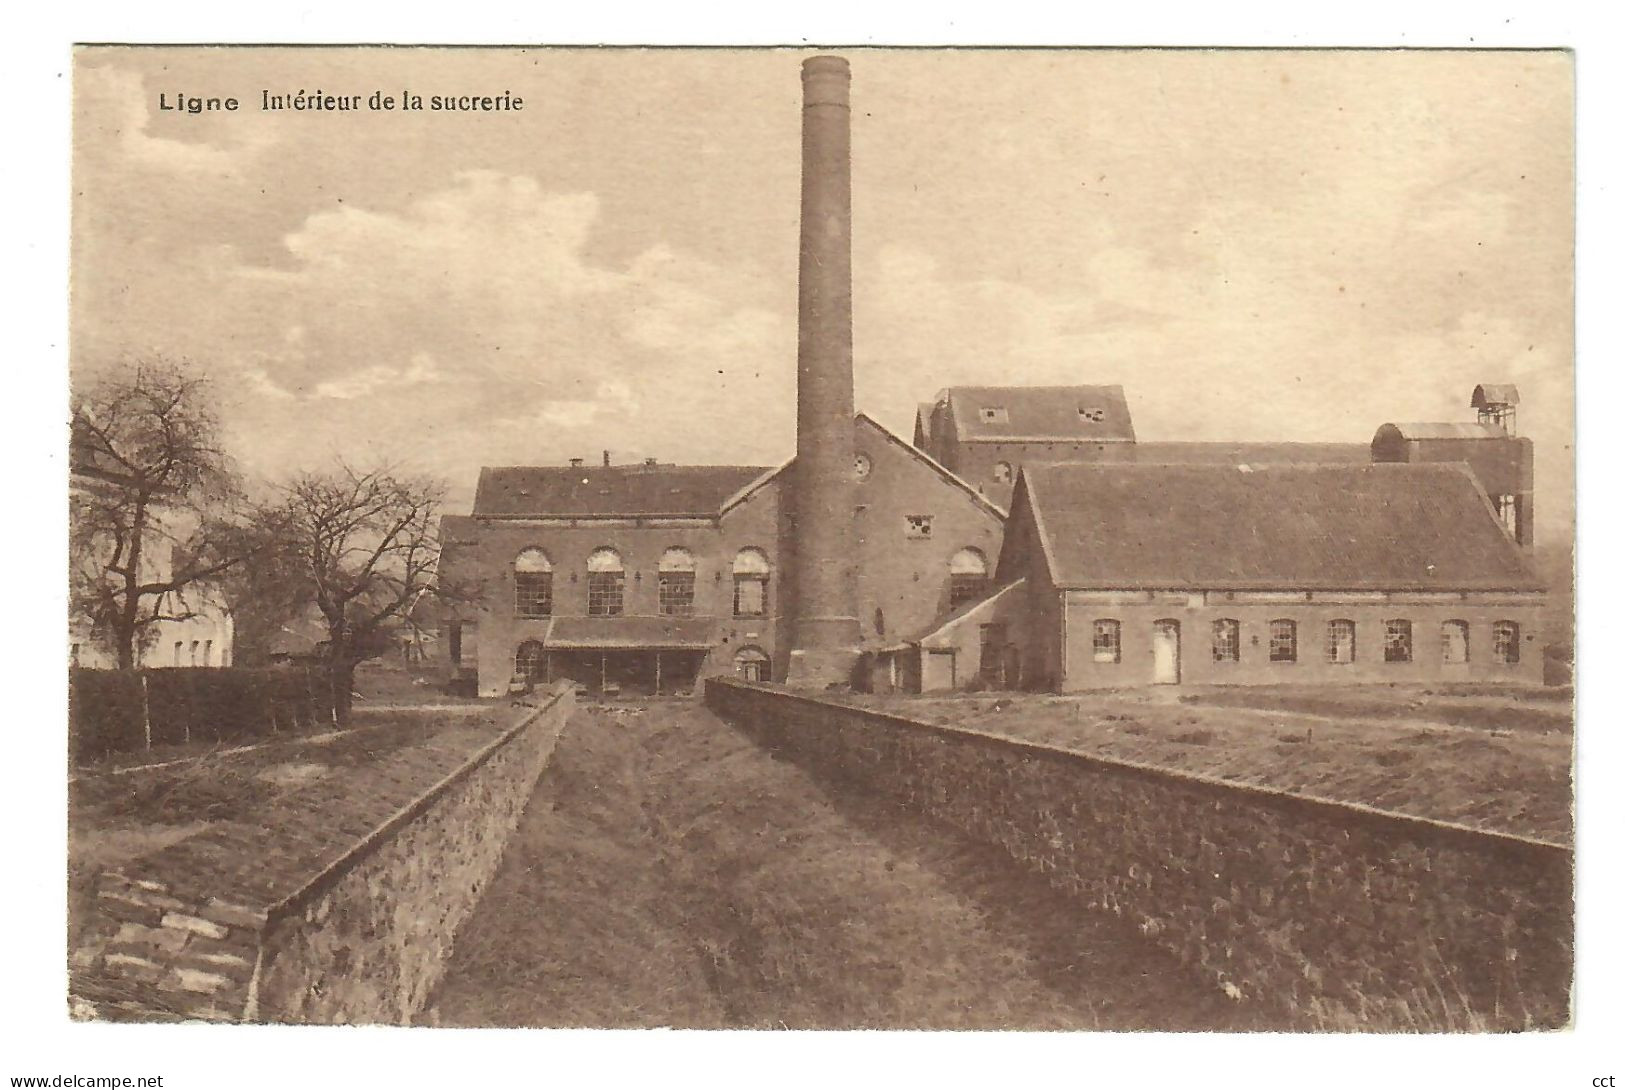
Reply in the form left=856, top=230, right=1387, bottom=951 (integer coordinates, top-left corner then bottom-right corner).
left=1133, top=441, right=1370, bottom=465
left=472, top=464, right=770, bottom=518
left=1472, top=383, right=1520, bottom=408
left=713, top=414, right=1009, bottom=522
left=943, top=386, right=1136, bottom=442
left=911, top=579, right=1027, bottom=648
left=857, top=413, right=1008, bottom=520
left=1017, top=462, right=1541, bottom=591
left=541, top=616, right=716, bottom=650
left=1378, top=422, right=1507, bottom=441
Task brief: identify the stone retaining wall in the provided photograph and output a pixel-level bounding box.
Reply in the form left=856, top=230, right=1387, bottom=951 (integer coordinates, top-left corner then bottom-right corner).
left=705, top=678, right=1572, bottom=1029
left=71, top=685, right=573, bottom=1025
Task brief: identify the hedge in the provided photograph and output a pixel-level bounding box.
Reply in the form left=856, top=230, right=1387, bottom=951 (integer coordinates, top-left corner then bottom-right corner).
left=69, top=666, right=335, bottom=765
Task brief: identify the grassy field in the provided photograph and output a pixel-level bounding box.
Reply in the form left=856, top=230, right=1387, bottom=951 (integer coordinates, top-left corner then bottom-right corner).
left=428, top=702, right=1271, bottom=1030
left=855, top=684, right=1572, bottom=844
left=68, top=705, right=510, bottom=951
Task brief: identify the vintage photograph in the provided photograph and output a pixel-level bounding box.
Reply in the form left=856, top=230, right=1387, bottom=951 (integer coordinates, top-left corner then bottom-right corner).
left=66, top=45, right=1574, bottom=1032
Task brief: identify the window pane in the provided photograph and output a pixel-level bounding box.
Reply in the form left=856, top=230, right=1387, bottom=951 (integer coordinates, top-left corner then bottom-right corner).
left=588, top=572, right=624, bottom=616
left=516, top=572, right=552, bottom=617
left=1093, top=620, right=1120, bottom=664
left=659, top=571, right=696, bottom=616
left=1493, top=621, right=1521, bottom=665
left=1384, top=620, right=1413, bottom=663
left=734, top=576, right=766, bottom=617
left=1269, top=620, right=1297, bottom=663
left=1326, top=620, right=1356, bottom=664
left=950, top=574, right=987, bottom=610
left=1211, top=619, right=1239, bottom=662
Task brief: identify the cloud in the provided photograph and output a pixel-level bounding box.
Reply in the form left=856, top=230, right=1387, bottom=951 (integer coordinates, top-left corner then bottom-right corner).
left=75, top=64, right=263, bottom=179
left=313, top=352, right=443, bottom=400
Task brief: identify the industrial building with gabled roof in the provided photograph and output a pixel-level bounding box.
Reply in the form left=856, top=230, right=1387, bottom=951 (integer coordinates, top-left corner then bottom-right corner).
left=437, top=55, right=1546, bottom=698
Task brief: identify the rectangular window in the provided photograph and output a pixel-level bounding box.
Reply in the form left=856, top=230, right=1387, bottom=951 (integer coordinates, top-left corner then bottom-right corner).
left=203, top=639, right=213, bottom=666
left=1492, top=621, right=1521, bottom=665
left=1384, top=620, right=1413, bottom=663
left=1326, top=620, right=1356, bottom=664
left=588, top=572, right=625, bottom=616
left=1092, top=619, right=1121, bottom=664
left=659, top=572, right=696, bottom=616
left=449, top=623, right=463, bottom=666
left=515, top=572, right=553, bottom=617
left=734, top=576, right=766, bottom=618
left=1493, top=495, right=1518, bottom=537
left=1441, top=621, right=1470, bottom=664
left=1269, top=620, right=1297, bottom=663
left=1211, top=619, right=1240, bottom=663
left=949, top=573, right=987, bottom=610
left=174, top=641, right=183, bottom=666
left=904, top=514, right=934, bottom=539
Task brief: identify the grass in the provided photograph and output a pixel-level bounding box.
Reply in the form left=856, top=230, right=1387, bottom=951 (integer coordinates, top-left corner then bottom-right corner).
left=428, top=701, right=1268, bottom=1030
left=68, top=706, right=511, bottom=951
left=854, top=685, right=1572, bottom=845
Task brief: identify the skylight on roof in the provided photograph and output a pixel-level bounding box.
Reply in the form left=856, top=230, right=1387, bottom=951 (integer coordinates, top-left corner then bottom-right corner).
left=1079, top=407, right=1106, bottom=423
left=980, top=407, right=1008, bottom=424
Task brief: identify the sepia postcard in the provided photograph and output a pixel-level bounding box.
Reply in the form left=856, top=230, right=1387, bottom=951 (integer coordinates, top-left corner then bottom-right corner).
left=39, top=35, right=1596, bottom=1086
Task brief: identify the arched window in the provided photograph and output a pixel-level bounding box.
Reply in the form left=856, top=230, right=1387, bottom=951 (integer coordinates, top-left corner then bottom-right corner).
left=1383, top=619, right=1413, bottom=663
left=733, top=548, right=771, bottom=617
left=658, top=547, right=697, bottom=616
left=1269, top=619, right=1297, bottom=663
left=1492, top=621, right=1521, bottom=664
left=1326, top=619, right=1356, bottom=664
left=1212, top=618, right=1240, bottom=662
left=949, top=547, right=988, bottom=609
left=734, top=645, right=770, bottom=682
left=514, top=548, right=553, bottom=617
left=1441, top=620, right=1470, bottom=664
left=515, top=640, right=545, bottom=681
left=1092, top=619, right=1121, bottom=664
left=587, top=548, right=624, bottom=616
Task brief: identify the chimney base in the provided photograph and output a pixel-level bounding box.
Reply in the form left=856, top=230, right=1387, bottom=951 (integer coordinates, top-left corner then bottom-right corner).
left=784, top=647, right=862, bottom=690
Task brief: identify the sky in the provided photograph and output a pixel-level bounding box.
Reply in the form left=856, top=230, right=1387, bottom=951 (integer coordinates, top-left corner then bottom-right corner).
left=71, top=47, right=1573, bottom=538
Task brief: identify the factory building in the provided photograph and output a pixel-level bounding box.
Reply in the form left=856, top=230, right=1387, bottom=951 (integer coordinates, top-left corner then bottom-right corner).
left=438, top=55, right=1545, bottom=697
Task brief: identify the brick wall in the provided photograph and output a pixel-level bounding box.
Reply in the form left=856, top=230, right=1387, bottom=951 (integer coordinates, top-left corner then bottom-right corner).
left=71, top=686, right=573, bottom=1025
left=704, top=678, right=1572, bottom=1029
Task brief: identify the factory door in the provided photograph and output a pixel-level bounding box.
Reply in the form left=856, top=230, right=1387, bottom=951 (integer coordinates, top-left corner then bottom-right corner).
left=1151, top=620, right=1181, bottom=684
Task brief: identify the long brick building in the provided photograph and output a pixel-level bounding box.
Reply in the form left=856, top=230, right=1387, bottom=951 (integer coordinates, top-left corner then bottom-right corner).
left=437, top=56, right=1545, bottom=697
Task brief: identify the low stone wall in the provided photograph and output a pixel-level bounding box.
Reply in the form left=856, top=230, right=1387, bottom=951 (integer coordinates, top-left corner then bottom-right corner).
left=705, top=678, right=1572, bottom=1029
left=72, top=686, right=573, bottom=1025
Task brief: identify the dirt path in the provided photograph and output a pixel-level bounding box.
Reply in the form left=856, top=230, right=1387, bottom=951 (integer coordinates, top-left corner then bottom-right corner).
left=428, top=701, right=1266, bottom=1030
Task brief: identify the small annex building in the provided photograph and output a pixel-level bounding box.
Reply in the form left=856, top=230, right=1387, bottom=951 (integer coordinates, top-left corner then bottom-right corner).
left=974, top=461, right=1544, bottom=690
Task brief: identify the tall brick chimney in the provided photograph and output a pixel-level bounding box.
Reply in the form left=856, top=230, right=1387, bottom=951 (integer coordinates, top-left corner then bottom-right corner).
left=786, top=55, right=862, bottom=686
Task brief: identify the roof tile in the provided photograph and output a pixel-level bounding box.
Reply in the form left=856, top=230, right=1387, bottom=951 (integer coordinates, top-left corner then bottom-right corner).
left=1020, top=462, right=1541, bottom=591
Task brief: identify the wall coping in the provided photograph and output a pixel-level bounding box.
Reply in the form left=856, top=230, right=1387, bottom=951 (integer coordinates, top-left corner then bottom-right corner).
left=263, top=685, right=571, bottom=925
left=706, top=678, right=1572, bottom=862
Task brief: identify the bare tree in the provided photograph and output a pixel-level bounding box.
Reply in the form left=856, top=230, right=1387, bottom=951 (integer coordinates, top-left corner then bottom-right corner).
left=70, top=361, right=250, bottom=668
left=265, top=462, right=451, bottom=723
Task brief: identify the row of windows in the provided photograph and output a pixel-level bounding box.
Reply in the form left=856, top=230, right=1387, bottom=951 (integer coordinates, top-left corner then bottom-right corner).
left=1090, top=618, right=1522, bottom=666
left=514, top=547, right=771, bottom=618
left=511, top=546, right=990, bottom=617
